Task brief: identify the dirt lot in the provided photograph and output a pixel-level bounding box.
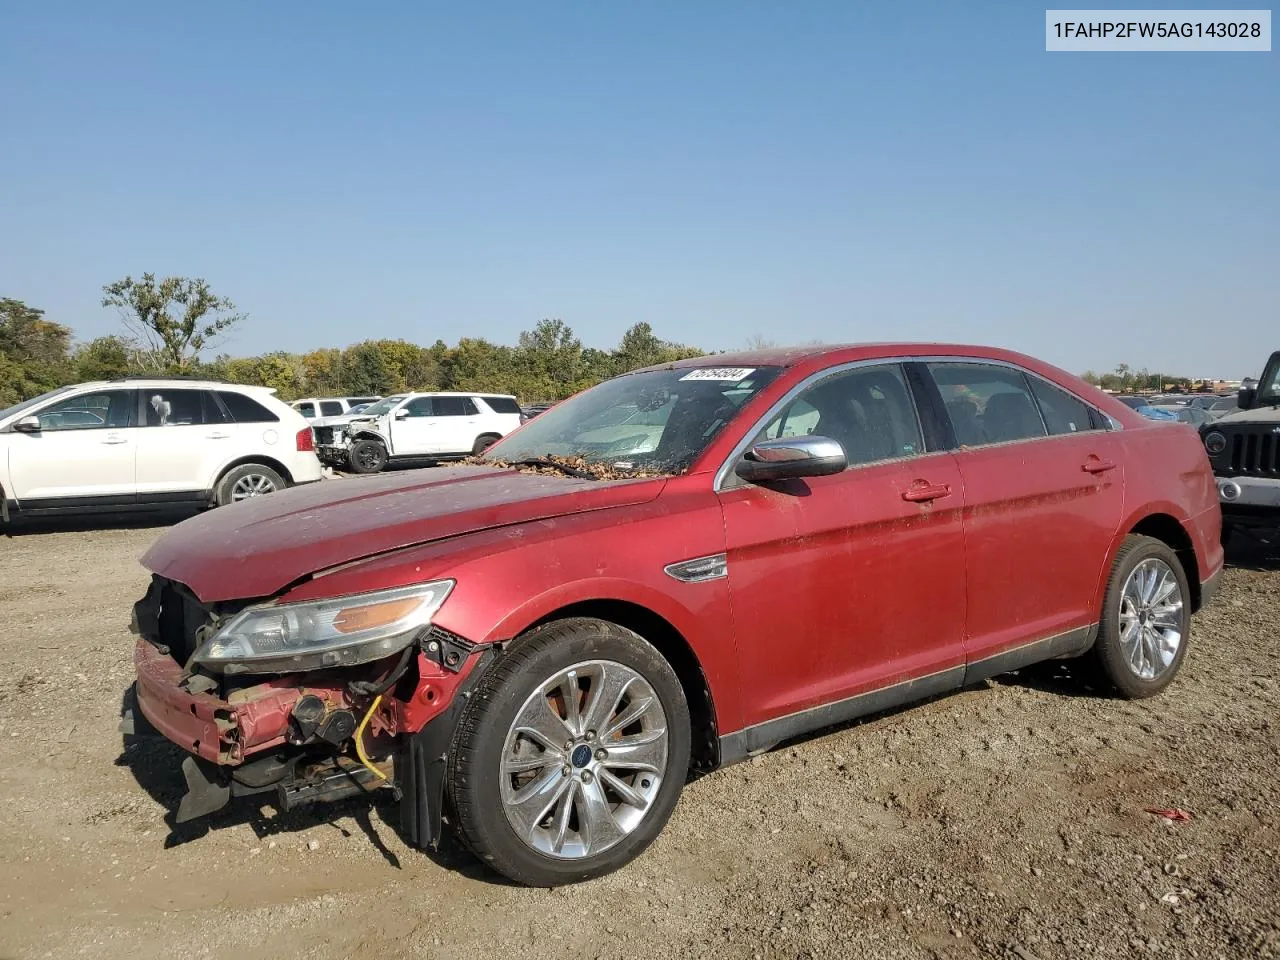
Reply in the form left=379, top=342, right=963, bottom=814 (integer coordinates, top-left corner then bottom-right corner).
left=0, top=522, right=1277, bottom=960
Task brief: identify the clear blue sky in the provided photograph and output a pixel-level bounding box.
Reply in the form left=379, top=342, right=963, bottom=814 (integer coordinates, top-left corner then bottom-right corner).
left=1, top=2, right=1275, bottom=378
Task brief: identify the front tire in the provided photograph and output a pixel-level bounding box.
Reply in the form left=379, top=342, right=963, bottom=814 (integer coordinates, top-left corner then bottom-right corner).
left=1087, top=535, right=1191, bottom=699
left=446, top=618, right=690, bottom=886
left=214, top=463, right=286, bottom=507
left=347, top=438, right=388, bottom=474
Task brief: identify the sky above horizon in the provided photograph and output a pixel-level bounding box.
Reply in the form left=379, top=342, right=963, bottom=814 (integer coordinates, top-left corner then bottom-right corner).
left=1, top=2, right=1275, bottom=379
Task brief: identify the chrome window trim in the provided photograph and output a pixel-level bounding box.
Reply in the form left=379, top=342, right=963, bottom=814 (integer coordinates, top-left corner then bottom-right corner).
left=713, top=354, right=1117, bottom=492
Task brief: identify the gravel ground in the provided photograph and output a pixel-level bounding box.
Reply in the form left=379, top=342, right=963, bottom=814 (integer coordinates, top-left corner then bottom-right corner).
left=0, top=520, right=1277, bottom=960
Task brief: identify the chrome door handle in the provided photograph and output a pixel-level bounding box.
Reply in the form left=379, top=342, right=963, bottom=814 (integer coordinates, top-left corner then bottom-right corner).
left=206, top=432, right=231, bottom=439
left=101, top=436, right=128, bottom=445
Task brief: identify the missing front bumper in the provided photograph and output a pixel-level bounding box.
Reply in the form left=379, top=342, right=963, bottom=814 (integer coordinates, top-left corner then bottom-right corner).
left=174, top=749, right=395, bottom=823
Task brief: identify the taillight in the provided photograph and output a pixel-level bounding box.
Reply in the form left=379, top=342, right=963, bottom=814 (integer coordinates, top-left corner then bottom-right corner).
left=297, top=428, right=315, bottom=452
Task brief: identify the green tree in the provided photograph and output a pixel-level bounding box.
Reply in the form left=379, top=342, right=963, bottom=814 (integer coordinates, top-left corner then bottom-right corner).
left=515, top=318, right=584, bottom=400
left=74, top=335, right=136, bottom=381
left=0, top=298, right=73, bottom=399
left=101, top=274, right=245, bottom=372
left=342, top=341, right=399, bottom=395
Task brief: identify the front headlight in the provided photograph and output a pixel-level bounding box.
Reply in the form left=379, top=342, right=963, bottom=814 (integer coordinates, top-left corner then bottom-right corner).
left=1204, top=431, right=1227, bottom=455
left=193, top=580, right=454, bottom=675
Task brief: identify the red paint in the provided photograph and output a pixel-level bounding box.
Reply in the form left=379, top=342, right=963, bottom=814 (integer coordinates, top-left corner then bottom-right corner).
left=136, top=343, right=1223, bottom=761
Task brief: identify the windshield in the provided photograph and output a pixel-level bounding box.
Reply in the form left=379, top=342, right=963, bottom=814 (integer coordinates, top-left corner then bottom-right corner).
left=356, top=395, right=406, bottom=417
left=485, top=366, right=783, bottom=475
left=1258, top=354, right=1280, bottom=405
left=0, top=386, right=76, bottom=424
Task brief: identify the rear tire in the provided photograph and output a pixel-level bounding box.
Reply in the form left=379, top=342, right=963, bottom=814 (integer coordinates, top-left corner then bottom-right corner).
left=214, top=463, right=286, bottom=507
left=1086, top=535, right=1190, bottom=699
left=446, top=618, right=690, bottom=886
left=472, top=433, right=501, bottom=456
left=347, top=438, right=388, bottom=474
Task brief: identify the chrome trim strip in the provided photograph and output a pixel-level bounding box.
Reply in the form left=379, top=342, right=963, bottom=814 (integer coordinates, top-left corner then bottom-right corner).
left=663, top=553, right=728, bottom=583
left=713, top=354, right=1116, bottom=493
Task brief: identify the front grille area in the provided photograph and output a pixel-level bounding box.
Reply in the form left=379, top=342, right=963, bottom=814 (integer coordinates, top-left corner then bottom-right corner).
left=148, top=577, right=216, bottom=664
left=1226, top=428, right=1280, bottom=478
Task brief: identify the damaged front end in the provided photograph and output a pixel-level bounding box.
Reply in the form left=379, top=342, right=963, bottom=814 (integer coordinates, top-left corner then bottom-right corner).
left=123, top=575, right=493, bottom=847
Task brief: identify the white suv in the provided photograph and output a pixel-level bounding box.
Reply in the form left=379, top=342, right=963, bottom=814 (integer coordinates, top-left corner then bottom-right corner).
left=314, top=392, right=523, bottom=473
left=291, top=396, right=382, bottom=420
left=0, top=378, right=323, bottom=522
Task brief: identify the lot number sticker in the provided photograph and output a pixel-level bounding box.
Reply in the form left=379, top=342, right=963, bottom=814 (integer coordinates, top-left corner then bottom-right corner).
left=679, top=367, right=756, bottom=382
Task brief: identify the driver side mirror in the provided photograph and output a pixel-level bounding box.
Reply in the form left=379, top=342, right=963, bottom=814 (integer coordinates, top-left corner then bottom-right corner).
left=393, top=409, right=409, bottom=419
left=12, top=415, right=41, bottom=434
left=1237, top=385, right=1257, bottom=411
left=734, top=436, right=847, bottom=484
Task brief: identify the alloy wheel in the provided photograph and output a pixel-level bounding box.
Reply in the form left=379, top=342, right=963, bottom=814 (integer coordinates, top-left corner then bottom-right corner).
left=1117, top=557, right=1184, bottom=681
left=499, top=659, right=668, bottom=859
left=230, top=473, right=278, bottom=501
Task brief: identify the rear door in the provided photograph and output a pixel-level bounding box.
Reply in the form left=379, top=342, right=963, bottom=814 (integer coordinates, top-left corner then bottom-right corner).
left=922, top=361, right=1126, bottom=672
left=134, top=388, right=230, bottom=497
left=719, top=361, right=969, bottom=729
left=6, top=388, right=140, bottom=502
left=432, top=396, right=482, bottom=453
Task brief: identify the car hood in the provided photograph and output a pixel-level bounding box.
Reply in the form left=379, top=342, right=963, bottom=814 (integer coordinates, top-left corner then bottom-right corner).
left=141, top=467, right=666, bottom=602
left=1212, top=405, right=1280, bottom=426
left=310, top=413, right=376, bottom=428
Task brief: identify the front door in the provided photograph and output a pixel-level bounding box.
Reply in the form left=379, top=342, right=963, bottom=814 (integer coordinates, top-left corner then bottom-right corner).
left=388, top=396, right=443, bottom=455
left=924, top=361, right=1126, bottom=668
left=718, top=362, right=968, bottom=735
left=7, top=388, right=140, bottom=502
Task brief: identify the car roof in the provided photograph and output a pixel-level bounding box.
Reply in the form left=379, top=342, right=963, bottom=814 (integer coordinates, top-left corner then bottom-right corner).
left=82, top=379, right=275, bottom=392
left=634, top=342, right=1087, bottom=377
left=399, top=391, right=517, bottom=398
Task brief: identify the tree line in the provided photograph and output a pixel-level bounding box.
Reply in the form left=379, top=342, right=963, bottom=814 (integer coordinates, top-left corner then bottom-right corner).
left=1079, top=364, right=1213, bottom=394
left=4, top=274, right=1213, bottom=409
left=1, top=275, right=703, bottom=407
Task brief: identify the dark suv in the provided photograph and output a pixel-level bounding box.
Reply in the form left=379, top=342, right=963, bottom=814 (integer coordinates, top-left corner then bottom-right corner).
left=1200, top=351, right=1280, bottom=542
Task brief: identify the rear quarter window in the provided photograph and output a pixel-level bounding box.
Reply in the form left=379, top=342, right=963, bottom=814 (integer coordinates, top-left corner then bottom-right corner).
left=219, top=391, right=281, bottom=423
left=480, top=396, right=522, bottom=414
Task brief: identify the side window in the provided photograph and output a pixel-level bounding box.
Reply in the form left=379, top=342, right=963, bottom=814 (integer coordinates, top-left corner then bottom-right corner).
left=35, top=390, right=136, bottom=431
left=218, top=391, right=280, bottom=423
left=295, top=402, right=316, bottom=418
left=754, top=363, right=923, bottom=467
left=928, top=363, right=1047, bottom=447
left=434, top=396, right=477, bottom=417
left=144, top=389, right=204, bottom=427
left=760, top=397, right=819, bottom=440
left=319, top=400, right=344, bottom=417
left=1027, top=378, right=1097, bottom=436
left=202, top=392, right=230, bottom=425
left=480, top=396, right=522, bottom=414
left=402, top=397, right=435, bottom=417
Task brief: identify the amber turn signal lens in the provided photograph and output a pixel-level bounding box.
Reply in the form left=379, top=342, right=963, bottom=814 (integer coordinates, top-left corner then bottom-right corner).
left=332, top=597, right=422, bottom=634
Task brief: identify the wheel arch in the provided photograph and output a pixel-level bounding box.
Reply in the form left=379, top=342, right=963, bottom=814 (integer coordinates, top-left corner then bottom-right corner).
left=1123, top=510, right=1202, bottom=612
left=520, top=598, right=721, bottom=776
left=212, top=455, right=295, bottom=493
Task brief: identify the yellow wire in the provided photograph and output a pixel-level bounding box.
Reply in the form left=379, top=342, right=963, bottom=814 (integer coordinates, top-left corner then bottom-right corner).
left=354, top=693, right=389, bottom=781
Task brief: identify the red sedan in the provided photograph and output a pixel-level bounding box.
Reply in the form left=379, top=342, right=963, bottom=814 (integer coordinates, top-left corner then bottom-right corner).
left=128, top=343, right=1223, bottom=886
